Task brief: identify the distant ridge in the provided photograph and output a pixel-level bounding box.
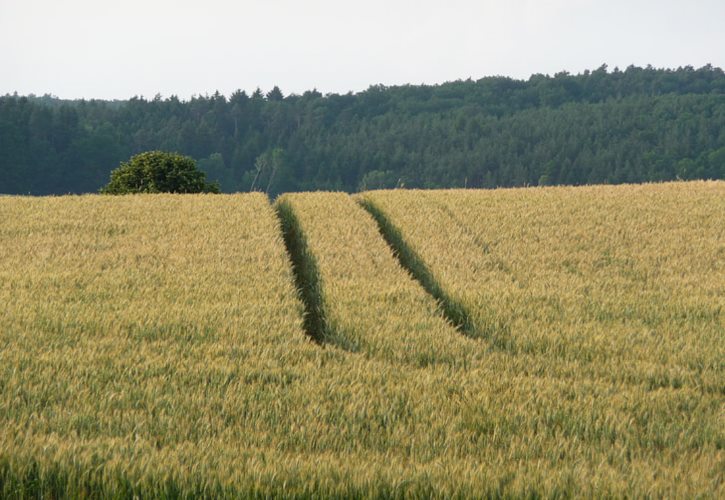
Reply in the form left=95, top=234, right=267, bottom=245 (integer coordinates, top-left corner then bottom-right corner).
left=1, top=64, right=723, bottom=195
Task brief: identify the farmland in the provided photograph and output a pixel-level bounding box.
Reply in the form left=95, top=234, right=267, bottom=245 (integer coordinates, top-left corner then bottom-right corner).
left=1, top=182, right=723, bottom=497
left=276, top=192, right=477, bottom=366
left=359, top=182, right=725, bottom=387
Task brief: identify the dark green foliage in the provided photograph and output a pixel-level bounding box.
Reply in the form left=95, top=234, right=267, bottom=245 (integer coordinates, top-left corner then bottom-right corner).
left=100, top=151, right=220, bottom=194
left=1, top=65, right=724, bottom=196
left=359, top=170, right=400, bottom=191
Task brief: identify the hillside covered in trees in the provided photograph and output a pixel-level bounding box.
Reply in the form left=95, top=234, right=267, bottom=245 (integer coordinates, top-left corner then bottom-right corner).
left=1, top=64, right=724, bottom=196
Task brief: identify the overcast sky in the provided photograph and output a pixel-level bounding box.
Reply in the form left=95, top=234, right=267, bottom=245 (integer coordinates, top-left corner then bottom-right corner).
left=1, top=0, right=723, bottom=100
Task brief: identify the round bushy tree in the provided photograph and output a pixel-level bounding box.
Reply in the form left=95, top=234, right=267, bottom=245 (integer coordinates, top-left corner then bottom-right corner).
left=100, top=151, right=220, bottom=194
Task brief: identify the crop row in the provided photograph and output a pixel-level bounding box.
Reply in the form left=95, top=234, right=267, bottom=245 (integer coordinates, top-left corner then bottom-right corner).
left=276, top=192, right=476, bottom=367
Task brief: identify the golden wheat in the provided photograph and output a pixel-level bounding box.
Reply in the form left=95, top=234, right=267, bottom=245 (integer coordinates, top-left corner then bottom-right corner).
left=275, top=191, right=476, bottom=367
left=359, top=182, right=725, bottom=387
left=0, top=186, right=722, bottom=497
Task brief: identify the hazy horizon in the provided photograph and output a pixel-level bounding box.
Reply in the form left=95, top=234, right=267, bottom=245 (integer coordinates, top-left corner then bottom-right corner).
left=6, top=62, right=724, bottom=102
left=2, top=0, right=724, bottom=101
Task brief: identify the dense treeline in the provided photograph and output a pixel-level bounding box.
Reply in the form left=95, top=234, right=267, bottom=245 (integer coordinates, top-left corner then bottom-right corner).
left=1, top=64, right=724, bottom=195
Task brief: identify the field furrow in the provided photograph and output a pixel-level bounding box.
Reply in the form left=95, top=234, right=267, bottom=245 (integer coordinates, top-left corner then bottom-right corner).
left=276, top=192, right=476, bottom=367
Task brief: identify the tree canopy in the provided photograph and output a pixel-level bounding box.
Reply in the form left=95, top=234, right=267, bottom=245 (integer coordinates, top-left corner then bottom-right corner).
left=100, top=151, right=220, bottom=194
left=1, top=64, right=724, bottom=196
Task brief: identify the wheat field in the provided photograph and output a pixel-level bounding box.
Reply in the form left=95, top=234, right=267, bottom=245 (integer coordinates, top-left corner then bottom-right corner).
left=359, top=182, right=725, bottom=386
left=276, top=191, right=477, bottom=366
left=1, top=184, right=723, bottom=497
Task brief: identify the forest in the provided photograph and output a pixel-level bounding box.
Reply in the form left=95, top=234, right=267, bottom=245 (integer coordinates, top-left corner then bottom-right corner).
left=1, top=64, right=724, bottom=196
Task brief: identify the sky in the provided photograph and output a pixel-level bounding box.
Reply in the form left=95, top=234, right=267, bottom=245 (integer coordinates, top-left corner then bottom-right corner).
left=1, top=0, right=724, bottom=100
